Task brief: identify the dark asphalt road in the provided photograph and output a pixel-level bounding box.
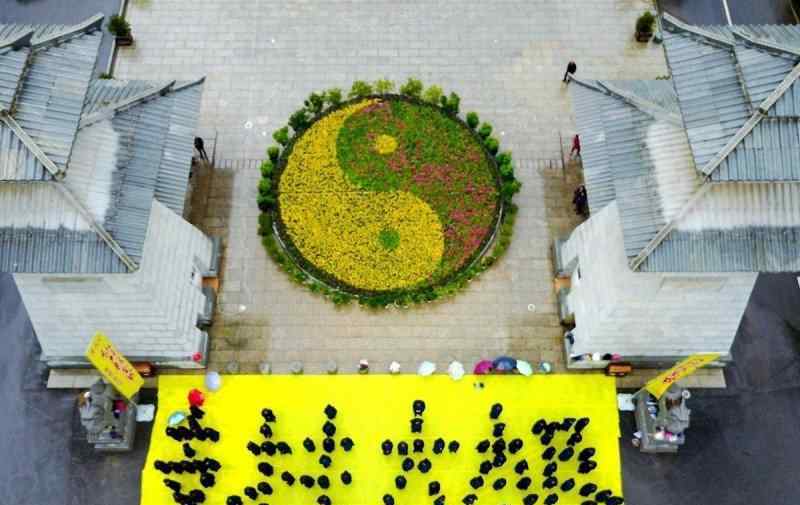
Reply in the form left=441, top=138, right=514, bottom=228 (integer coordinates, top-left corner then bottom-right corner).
left=0, top=0, right=121, bottom=76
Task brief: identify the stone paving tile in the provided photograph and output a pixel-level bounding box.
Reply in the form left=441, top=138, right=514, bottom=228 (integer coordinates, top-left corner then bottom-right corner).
left=117, top=0, right=667, bottom=374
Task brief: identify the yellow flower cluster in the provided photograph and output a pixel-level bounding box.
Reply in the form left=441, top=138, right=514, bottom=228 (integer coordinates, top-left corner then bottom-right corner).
left=374, top=134, right=398, bottom=155
left=278, top=101, right=445, bottom=291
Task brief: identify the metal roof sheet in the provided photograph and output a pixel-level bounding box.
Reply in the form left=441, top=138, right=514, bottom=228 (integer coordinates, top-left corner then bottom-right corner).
left=570, top=83, right=616, bottom=213
left=0, top=182, right=126, bottom=273
left=0, top=123, right=49, bottom=180
left=0, top=16, right=204, bottom=274
left=0, top=45, right=28, bottom=111
left=12, top=28, right=101, bottom=173
left=640, top=182, right=800, bottom=272
left=663, top=25, right=751, bottom=170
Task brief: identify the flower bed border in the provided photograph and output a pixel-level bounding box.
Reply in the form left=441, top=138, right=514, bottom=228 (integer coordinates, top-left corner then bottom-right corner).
left=257, top=81, right=521, bottom=308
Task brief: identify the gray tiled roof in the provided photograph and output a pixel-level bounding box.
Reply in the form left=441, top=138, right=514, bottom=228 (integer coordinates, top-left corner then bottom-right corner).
left=570, top=15, right=800, bottom=273
left=0, top=15, right=204, bottom=273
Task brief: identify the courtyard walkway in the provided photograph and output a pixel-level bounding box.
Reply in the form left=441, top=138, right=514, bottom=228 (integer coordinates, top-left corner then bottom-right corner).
left=115, top=0, right=667, bottom=374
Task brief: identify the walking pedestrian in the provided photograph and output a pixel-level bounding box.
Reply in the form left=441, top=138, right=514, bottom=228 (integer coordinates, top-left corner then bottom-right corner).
left=563, top=61, right=577, bottom=83
left=194, top=137, right=209, bottom=162
left=570, top=134, right=581, bottom=159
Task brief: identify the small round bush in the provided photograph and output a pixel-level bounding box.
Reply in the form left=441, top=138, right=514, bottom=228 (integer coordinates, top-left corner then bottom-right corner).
left=466, top=112, right=480, bottom=129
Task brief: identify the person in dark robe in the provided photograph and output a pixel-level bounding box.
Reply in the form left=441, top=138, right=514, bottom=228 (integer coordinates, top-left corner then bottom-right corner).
left=276, top=441, right=292, bottom=454
left=413, top=400, right=426, bottom=416
left=319, top=454, right=332, bottom=468
left=340, top=437, right=354, bottom=451
left=182, top=443, right=196, bottom=458
left=261, top=424, right=273, bottom=439
left=262, top=441, right=276, bottom=456
left=323, top=437, right=335, bottom=453
left=300, top=475, right=315, bottom=488
left=532, top=419, right=547, bottom=435
left=434, top=496, right=445, bottom=505
left=243, top=486, right=258, bottom=500
left=341, top=471, right=352, bottom=485
left=448, top=440, right=460, bottom=453
left=517, top=476, right=532, bottom=490
left=479, top=461, right=493, bottom=474
left=282, top=471, right=295, bottom=486
left=567, top=432, right=582, bottom=447
left=579, top=483, right=598, bottom=496
left=258, top=462, right=274, bottom=476
left=543, top=476, right=558, bottom=489
left=508, top=438, right=523, bottom=454
left=544, top=493, right=559, bottom=505
left=397, top=441, right=409, bottom=455
left=322, top=421, right=336, bottom=437
left=418, top=458, right=432, bottom=473
left=200, top=472, right=215, bottom=488
left=188, top=489, right=205, bottom=503
left=413, top=439, right=424, bottom=453
left=514, top=459, right=529, bottom=474
left=490, top=403, right=503, bottom=420
left=493, top=478, right=507, bottom=490
left=433, top=438, right=445, bottom=454
left=492, top=438, right=506, bottom=454
left=492, top=452, right=506, bottom=467
left=204, top=428, right=219, bottom=442
left=194, top=137, right=209, bottom=162
left=395, top=475, right=407, bottom=489
left=318, top=475, right=330, bottom=489
left=383, top=494, right=395, bottom=505
left=318, top=495, right=331, bottom=505
left=476, top=439, right=490, bottom=453
left=204, top=458, right=221, bottom=472
left=402, top=458, right=414, bottom=471
left=429, top=481, right=441, bottom=495
left=462, top=494, right=478, bottom=505
left=247, top=441, right=261, bottom=456
left=189, top=405, right=205, bottom=419
left=561, top=478, right=575, bottom=492
left=163, top=479, right=181, bottom=492
left=523, top=494, right=539, bottom=505
left=324, top=404, right=337, bottom=420
left=304, top=437, right=316, bottom=452
left=543, top=461, right=558, bottom=476
left=493, top=423, right=506, bottom=437
left=257, top=482, right=273, bottom=495
left=261, top=408, right=276, bottom=423
left=411, top=418, right=423, bottom=433
left=579, top=448, right=596, bottom=461
left=558, top=447, right=574, bottom=462
left=382, top=440, right=393, bottom=455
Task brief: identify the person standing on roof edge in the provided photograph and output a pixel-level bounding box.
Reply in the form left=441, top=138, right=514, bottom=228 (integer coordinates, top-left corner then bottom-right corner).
left=563, top=61, right=577, bottom=83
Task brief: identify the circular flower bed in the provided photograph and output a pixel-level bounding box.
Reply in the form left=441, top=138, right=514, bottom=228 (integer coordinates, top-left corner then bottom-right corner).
left=257, top=79, right=521, bottom=307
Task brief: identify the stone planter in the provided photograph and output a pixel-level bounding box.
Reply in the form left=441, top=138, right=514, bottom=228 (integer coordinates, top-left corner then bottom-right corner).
left=635, top=31, right=653, bottom=43
left=115, top=34, right=134, bottom=46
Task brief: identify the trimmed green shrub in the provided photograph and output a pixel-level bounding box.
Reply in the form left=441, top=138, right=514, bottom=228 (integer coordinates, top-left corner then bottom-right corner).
left=501, top=180, right=522, bottom=201
left=267, top=146, right=280, bottom=163
left=478, top=123, right=493, bottom=139
left=257, top=213, right=273, bottom=236
left=348, top=80, right=373, bottom=99
left=304, top=92, right=325, bottom=115
left=108, top=15, right=131, bottom=37
left=636, top=11, right=655, bottom=34
left=423, top=85, right=444, bottom=105
left=258, top=178, right=272, bottom=196
left=485, top=137, right=500, bottom=155
left=272, top=127, right=290, bottom=146
left=466, top=112, right=480, bottom=129
left=496, top=151, right=512, bottom=166
left=399, top=77, right=424, bottom=98
left=441, top=92, right=460, bottom=115
left=260, top=160, right=274, bottom=178
left=325, top=88, right=343, bottom=107
left=499, top=163, right=514, bottom=180
left=374, top=78, right=395, bottom=94
left=257, top=193, right=276, bottom=211
left=289, top=109, right=310, bottom=132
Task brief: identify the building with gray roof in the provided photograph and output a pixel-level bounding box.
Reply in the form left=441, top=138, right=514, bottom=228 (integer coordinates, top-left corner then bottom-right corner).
left=0, top=14, right=218, bottom=367
left=558, top=14, right=800, bottom=367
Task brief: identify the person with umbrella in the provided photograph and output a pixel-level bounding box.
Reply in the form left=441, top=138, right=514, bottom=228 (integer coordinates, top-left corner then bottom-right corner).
left=492, top=356, right=517, bottom=374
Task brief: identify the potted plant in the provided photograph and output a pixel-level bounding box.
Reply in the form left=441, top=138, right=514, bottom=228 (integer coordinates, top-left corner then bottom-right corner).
left=635, top=11, right=655, bottom=42
left=108, top=14, right=134, bottom=46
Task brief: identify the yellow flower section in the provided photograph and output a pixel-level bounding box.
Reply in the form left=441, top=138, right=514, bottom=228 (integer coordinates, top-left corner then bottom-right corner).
left=278, top=101, right=445, bottom=291
left=374, top=134, right=398, bottom=154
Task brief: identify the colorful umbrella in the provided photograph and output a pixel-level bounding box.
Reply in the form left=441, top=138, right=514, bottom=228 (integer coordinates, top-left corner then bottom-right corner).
left=448, top=361, right=465, bottom=380
left=516, top=360, right=534, bottom=376
left=492, top=356, right=517, bottom=372
left=417, top=361, right=436, bottom=376
left=473, top=360, right=493, bottom=375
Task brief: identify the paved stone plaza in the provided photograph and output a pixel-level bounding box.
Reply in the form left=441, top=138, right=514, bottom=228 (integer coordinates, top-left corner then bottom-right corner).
left=116, top=0, right=667, bottom=373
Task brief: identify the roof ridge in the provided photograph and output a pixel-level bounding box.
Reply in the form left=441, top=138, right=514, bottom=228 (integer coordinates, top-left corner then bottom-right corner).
left=731, top=27, right=800, bottom=58
left=569, top=76, right=682, bottom=126
left=699, top=60, right=800, bottom=176
left=596, top=80, right=683, bottom=126
left=79, top=80, right=176, bottom=129
left=662, top=12, right=734, bottom=47
left=53, top=183, right=139, bottom=272
left=0, top=29, right=34, bottom=51
left=0, top=111, right=62, bottom=178
left=628, top=183, right=712, bottom=271
left=30, top=13, right=103, bottom=51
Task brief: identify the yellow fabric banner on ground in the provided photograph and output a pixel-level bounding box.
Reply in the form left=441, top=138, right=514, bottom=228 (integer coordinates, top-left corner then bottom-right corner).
left=85, top=331, right=143, bottom=400
left=645, top=353, right=721, bottom=399
left=142, top=375, right=622, bottom=505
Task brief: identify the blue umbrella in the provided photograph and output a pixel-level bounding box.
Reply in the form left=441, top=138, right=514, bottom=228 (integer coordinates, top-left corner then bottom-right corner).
left=492, top=356, right=517, bottom=372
